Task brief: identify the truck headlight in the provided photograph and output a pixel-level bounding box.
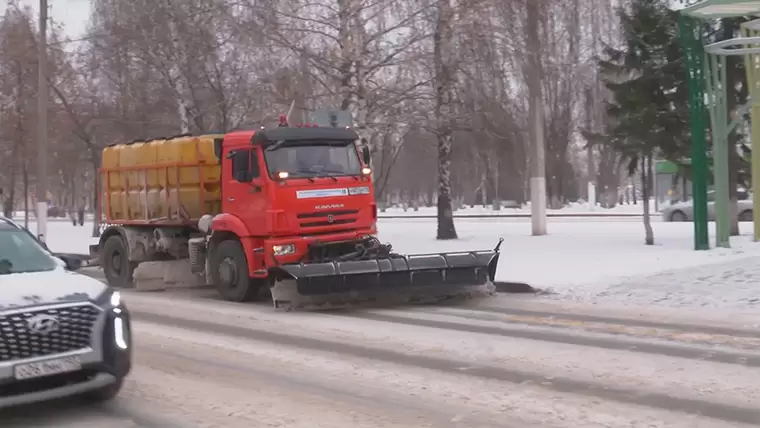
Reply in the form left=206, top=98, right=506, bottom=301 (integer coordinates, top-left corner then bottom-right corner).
left=273, top=244, right=295, bottom=256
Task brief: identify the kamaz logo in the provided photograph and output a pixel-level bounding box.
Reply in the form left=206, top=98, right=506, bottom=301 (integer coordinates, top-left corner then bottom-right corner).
left=315, top=204, right=344, bottom=209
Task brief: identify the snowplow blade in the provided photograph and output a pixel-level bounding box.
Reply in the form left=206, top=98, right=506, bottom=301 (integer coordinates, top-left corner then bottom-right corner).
left=270, top=240, right=501, bottom=311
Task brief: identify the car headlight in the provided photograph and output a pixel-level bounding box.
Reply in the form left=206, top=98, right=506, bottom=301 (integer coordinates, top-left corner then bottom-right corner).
left=95, top=289, right=129, bottom=350
left=113, top=316, right=129, bottom=350
left=95, top=289, right=123, bottom=309
left=273, top=244, right=295, bottom=256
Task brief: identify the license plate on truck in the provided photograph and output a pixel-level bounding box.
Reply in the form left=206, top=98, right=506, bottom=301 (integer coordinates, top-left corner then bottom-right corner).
left=14, top=356, right=81, bottom=380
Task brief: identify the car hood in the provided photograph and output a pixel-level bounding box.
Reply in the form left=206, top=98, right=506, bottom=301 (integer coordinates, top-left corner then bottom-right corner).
left=0, top=267, right=107, bottom=310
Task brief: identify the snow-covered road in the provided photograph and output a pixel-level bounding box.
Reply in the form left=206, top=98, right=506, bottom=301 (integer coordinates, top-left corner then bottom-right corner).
left=3, top=280, right=759, bottom=427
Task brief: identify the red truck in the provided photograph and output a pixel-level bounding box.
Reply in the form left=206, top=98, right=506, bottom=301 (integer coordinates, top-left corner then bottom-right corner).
left=90, top=117, right=501, bottom=309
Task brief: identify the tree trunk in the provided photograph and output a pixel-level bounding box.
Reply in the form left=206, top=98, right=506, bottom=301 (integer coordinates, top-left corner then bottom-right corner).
left=22, top=160, right=29, bottom=229
left=722, top=18, right=741, bottom=236
left=643, top=155, right=654, bottom=245
left=433, top=0, right=457, bottom=240
left=3, top=167, right=15, bottom=218
left=526, top=0, right=547, bottom=235
left=337, top=0, right=353, bottom=111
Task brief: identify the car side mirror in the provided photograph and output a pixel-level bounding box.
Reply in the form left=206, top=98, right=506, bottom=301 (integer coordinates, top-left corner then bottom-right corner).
left=55, top=254, right=83, bottom=271
left=362, top=146, right=371, bottom=165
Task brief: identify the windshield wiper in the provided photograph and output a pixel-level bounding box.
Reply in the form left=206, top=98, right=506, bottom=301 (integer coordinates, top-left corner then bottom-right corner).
left=287, top=170, right=316, bottom=182
left=321, top=172, right=339, bottom=182
left=266, top=140, right=287, bottom=151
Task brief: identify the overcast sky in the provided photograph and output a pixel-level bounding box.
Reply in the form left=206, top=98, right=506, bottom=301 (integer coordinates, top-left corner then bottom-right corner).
left=0, top=0, right=90, bottom=40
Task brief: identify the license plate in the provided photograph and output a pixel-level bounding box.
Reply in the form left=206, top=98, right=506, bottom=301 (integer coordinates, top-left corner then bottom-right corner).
left=14, top=356, right=82, bottom=380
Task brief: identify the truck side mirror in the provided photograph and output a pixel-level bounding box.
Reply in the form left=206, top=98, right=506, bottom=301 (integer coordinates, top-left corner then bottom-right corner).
left=362, top=146, right=371, bottom=165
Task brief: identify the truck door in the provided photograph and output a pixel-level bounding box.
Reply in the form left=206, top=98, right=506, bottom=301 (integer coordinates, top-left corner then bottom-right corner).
left=222, top=147, right=267, bottom=235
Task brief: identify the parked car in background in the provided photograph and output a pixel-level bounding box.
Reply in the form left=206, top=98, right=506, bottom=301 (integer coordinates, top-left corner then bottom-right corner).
left=0, top=216, right=131, bottom=409
left=661, top=189, right=753, bottom=222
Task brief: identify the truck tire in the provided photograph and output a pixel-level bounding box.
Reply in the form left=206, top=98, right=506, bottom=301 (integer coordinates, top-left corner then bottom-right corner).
left=211, top=240, right=261, bottom=302
left=101, top=235, right=135, bottom=288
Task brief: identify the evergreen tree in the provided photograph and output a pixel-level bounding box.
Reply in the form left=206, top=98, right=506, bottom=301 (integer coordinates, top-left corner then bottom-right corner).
left=597, top=0, right=691, bottom=244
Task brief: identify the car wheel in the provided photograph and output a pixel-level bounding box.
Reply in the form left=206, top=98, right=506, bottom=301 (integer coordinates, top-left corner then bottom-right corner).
left=669, top=211, right=687, bottom=222
left=210, top=240, right=262, bottom=302
left=101, top=235, right=136, bottom=288
left=81, top=377, right=124, bottom=403
left=739, top=210, right=753, bottom=222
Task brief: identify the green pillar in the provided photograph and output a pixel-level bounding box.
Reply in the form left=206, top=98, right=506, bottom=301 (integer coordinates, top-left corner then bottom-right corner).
left=741, top=23, right=760, bottom=241
left=705, top=53, right=731, bottom=248
left=680, top=15, right=710, bottom=250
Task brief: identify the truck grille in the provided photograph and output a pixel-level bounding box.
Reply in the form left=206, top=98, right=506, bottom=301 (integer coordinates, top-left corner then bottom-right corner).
left=0, top=304, right=100, bottom=362
left=297, top=210, right=359, bottom=228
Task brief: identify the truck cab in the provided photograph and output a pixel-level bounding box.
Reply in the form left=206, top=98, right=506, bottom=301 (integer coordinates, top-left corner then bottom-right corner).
left=203, top=125, right=379, bottom=301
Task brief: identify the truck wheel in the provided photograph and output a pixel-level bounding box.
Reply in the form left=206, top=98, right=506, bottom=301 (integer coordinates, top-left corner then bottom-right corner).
left=211, top=240, right=261, bottom=302
left=101, top=235, right=135, bottom=288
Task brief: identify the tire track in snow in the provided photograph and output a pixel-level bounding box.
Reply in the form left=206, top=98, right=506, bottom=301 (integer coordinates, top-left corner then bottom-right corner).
left=340, top=312, right=760, bottom=367
left=453, top=305, right=760, bottom=338
left=130, top=308, right=760, bottom=425
left=68, top=275, right=760, bottom=425
left=410, top=305, right=760, bottom=349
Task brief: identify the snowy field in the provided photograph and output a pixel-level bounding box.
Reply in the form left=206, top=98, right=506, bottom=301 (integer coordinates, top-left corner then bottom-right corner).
left=11, top=200, right=655, bottom=222
left=380, top=200, right=654, bottom=217
left=27, top=217, right=760, bottom=312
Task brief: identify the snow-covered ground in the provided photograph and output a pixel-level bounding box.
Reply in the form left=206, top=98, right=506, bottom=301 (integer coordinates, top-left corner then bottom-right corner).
left=30, top=217, right=760, bottom=312
left=380, top=200, right=655, bottom=216
left=10, top=200, right=656, bottom=221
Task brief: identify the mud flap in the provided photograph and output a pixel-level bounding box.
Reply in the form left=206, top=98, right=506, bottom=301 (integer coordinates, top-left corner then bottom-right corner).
left=270, top=240, right=502, bottom=311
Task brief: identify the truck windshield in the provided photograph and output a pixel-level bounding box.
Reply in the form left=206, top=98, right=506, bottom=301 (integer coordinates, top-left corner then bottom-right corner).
left=264, top=140, right=362, bottom=178
left=0, top=226, right=58, bottom=275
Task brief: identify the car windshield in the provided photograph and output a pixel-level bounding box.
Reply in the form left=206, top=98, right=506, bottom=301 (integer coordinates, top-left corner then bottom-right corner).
left=264, top=140, right=362, bottom=178
left=0, top=225, right=58, bottom=275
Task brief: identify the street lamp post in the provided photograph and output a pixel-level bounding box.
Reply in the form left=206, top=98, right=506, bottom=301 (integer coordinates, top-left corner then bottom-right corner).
left=36, top=0, right=48, bottom=242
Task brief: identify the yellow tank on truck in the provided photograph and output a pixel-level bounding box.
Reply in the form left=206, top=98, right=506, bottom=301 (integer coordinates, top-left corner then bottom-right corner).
left=100, top=134, right=223, bottom=225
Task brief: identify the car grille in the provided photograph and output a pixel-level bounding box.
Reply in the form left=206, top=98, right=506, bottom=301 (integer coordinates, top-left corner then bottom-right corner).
left=297, top=209, right=359, bottom=228
left=0, top=304, right=100, bottom=362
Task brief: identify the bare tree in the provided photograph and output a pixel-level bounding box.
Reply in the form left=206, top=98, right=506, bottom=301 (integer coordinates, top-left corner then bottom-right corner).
left=432, top=0, right=456, bottom=239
